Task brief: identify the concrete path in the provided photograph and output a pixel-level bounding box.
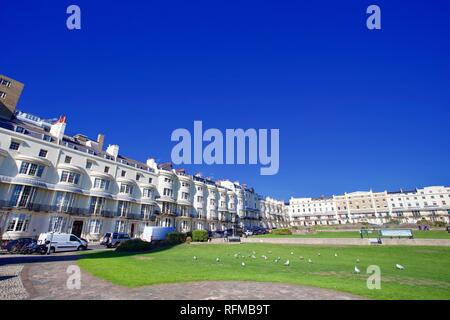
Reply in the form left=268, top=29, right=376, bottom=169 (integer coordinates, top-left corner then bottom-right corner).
left=0, top=252, right=365, bottom=300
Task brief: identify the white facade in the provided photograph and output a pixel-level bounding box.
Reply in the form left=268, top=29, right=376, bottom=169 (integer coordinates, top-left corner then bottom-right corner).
left=0, top=112, right=288, bottom=241
left=289, top=187, right=450, bottom=226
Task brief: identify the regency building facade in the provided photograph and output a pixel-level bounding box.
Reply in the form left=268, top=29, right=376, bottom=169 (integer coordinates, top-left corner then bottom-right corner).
left=289, top=187, right=450, bottom=227
left=0, top=109, right=288, bottom=241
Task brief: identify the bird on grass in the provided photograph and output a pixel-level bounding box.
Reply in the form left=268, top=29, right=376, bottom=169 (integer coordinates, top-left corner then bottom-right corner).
left=261, top=255, right=268, bottom=260
left=251, top=255, right=256, bottom=259
left=241, top=262, right=246, bottom=267
left=216, top=258, right=220, bottom=262
left=193, top=256, right=197, bottom=261
left=299, top=256, right=304, bottom=260
left=356, top=259, right=360, bottom=264
left=354, top=266, right=361, bottom=274
left=308, top=259, right=313, bottom=264
left=334, top=253, right=338, bottom=257
left=317, top=253, right=321, bottom=257
left=290, top=252, right=294, bottom=255
left=234, top=253, right=239, bottom=258
left=284, top=260, right=290, bottom=266
left=396, top=264, right=405, bottom=270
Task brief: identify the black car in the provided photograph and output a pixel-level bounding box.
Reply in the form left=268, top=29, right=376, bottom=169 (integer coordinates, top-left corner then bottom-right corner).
left=6, top=238, right=35, bottom=253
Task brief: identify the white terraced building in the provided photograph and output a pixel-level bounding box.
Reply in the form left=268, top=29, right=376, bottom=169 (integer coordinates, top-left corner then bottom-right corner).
left=0, top=113, right=290, bottom=241
left=289, top=187, right=450, bottom=227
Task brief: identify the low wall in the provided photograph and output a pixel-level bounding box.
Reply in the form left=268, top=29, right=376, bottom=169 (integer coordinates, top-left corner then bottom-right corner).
left=239, top=237, right=450, bottom=247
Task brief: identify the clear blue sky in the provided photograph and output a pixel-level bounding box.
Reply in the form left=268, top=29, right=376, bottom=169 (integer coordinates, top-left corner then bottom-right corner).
left=1, top=0, right=449, bottom=200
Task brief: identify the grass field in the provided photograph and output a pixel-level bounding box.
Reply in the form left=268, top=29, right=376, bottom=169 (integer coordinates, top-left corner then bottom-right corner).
left=255, top=230, right=450, bottom=239
left=78, top=243, right=450, bottom=300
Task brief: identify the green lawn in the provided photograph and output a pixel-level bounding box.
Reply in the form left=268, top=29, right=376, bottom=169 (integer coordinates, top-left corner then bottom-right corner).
left=78, top=243, right=450, bottom=300
left=255, top=230, right=450, bottom=239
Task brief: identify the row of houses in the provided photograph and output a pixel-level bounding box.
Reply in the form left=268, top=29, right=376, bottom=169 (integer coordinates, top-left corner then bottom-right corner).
left=288, top=187, right=450, bottom=226
left=0, top=74, right=288, bottom=241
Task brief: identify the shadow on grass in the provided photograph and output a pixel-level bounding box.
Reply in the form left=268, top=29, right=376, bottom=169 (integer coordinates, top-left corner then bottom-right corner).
left=78, top=243, right=182, bottom=261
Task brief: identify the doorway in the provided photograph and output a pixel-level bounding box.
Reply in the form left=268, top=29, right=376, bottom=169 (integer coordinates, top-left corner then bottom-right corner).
left=72, top=221, right=83, bottom=237
left=130, top=223, right=135, bottom=238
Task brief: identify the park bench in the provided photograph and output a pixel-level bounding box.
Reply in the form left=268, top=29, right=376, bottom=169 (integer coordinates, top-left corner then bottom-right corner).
left=227, top=236, right=241, bottom=243
left=379, top=229, right=414, bottom=239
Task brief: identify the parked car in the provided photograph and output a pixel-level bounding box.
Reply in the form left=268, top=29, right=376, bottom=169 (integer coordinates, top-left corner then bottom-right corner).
left=19, top=241, right=47, bottom=255
left=100, top=233, right=112, bottom=245
left=244, top=229, right=254, bottom=237
left=102, top=232, right=131, bottom=248
left=5, top=238, right=35, bottom=254
left=37, top=233, right=88, bottom=253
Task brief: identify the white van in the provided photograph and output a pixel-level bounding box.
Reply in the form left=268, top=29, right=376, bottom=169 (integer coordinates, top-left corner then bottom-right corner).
left=38, top=233, right=88, bottom=253
left=141, top=226, right=175, bottom=242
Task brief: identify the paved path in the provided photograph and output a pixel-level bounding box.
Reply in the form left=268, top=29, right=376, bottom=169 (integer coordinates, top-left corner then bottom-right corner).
left=0, top=253, right=365, bottom=300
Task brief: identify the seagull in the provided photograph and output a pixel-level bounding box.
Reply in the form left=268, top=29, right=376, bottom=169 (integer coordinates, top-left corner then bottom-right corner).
left=356, top=259, right=360, bottom=264
left=299, top=256, right=304, bottom=260
left=241, top=262, right=246, bottom=267
left=354, top=266, right=361, bottom=274
left=193, top=256, right=197, bottom=260
left=317, top=253, right=321, bottom=256
left=308, top=259, right=313, bottom=264
left=396, top=264, right=405, bottom=270
left=334, top=253, right=338, bottom=257
left=261, top=255, right=268, bottom=260
left=251, top=255, right=256, bottom=259
left=268, top=251, right=272, bottom=254
left=290, top=252, right=294, bottom=255
left=284, top=260, right=290, bottom=266
left=234, top=253, right=239, bottom=258
left=216, top=258, right=220, bottom=262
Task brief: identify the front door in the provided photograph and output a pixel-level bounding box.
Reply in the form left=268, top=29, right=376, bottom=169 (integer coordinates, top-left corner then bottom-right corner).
left=72, top=221, right=83, bottom=237
left=130, top=223, right=135, bottom=238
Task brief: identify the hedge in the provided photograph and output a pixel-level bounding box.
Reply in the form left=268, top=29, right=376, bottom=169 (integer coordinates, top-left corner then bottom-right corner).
left=192, top=230, right=209, bottom=242
left=166, top=232, right=187, bottom=245
left=271, top=228, right=292, bottom=235
left=115, top=239, right=152, bottom=252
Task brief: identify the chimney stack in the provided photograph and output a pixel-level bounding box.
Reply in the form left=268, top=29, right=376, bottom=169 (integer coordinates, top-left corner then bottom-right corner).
left=49, top=116, right=67, bottom=141
left=106, top=144, right=119, bottom=158
left=97, top=133, right=105, bottom=151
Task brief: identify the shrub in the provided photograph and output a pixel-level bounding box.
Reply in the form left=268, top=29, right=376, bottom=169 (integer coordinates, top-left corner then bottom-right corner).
left=192, top=230, right=209, bottom=242
left=432, top=221, right=447, bottom=228
left=115, top=239, right=152, bottom=252
left=271, top=228, right=292, bottom=235
left=166, top=232, right=187, bottom=245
